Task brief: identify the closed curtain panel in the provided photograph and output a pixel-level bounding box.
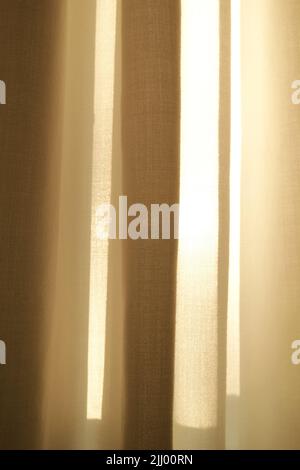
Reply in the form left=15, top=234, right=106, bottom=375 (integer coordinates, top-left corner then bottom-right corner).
left=0, top=0, right=300, bottom=450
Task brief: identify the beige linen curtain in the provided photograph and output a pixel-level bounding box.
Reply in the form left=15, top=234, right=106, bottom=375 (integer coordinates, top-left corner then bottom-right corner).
left=0, top=0, right=300, bottom=450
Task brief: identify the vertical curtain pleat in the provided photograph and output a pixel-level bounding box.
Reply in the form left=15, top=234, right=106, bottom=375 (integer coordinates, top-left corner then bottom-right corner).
left=241, top=0, right=300, bottom=449
left=0, top=0, right=66, bottom=449
left=218, top=0, right=231, bottom=450
left=41, top=0, right=98, bottom=449
left=122, top=0, right=180, bottom=449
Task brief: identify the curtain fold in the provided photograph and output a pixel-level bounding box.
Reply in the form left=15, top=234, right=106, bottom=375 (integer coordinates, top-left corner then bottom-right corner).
left=240, top=0, right=300, bottom=449
left=122, top=0, right=180, bottom=449
left=1, top=0, right=300, bottom=450
left=0, top=0, right=66, bottom=449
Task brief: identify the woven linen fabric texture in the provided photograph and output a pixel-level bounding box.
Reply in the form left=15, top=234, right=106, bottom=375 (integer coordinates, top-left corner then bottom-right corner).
left=0, top=0, right=300, bottom=450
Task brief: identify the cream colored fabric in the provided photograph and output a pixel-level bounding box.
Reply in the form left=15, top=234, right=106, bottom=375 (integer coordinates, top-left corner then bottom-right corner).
left=240, top=0, right=300, bottom=449
left=1, top=0, right=300, bottom=450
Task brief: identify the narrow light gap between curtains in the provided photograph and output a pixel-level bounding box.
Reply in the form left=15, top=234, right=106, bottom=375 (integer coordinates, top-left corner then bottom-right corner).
left=42, top=0, right=124, bottom=451
left=86, top=0, right=117, bottom=423
left=174, top=0, right=222, bottom=449
left=173, top=0, right=231, bottom=451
